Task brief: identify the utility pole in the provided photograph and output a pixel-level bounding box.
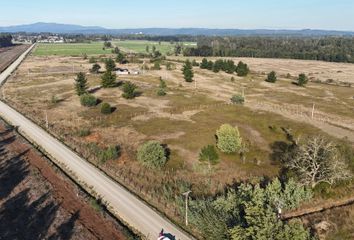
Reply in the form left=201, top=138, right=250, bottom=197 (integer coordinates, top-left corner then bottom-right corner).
left=182, top=190, right=192, bottom=226
left=311, top=103, right=315, bottom=119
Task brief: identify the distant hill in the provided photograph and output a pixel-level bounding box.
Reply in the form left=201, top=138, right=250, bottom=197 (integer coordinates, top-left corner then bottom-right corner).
left=1, top=22, right=354, bottom=36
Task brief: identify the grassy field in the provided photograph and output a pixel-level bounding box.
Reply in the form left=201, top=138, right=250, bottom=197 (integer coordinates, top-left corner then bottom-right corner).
left=4, top=53, right=354, bottom=237
left=33, top=42, right=112, bottom=56
left=114, top=40, right=196, bottom=54
left=34, top=41, right=197, bottom=56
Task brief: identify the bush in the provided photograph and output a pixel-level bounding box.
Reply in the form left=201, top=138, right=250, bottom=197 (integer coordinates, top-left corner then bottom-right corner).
left=199, top=145, right=219, bottom=167
left=99, top=145, right=120, bottom=163
left=122, top=81, right=137, bottom=99
left=231, top=94, right=245, bottom=104
left=216, top=124, right=242, bottom=153
left=80, top=94, right=97, bottom=107
left=90, top=63, right=101, bottom=74
left=152, top=62, right=161, bottom=70
left=266, top=71, right=277, bottom=83
left=297, top=73, right=308, bottom=86
left=137, top=141, right=167, bottom=169
left=77, top=128, right=91, bottom=137
left=157, top=88, right=166, bottom=96
left=236, top=61, right=249, bottom=76
left=100, top=102, right=112, bottom=114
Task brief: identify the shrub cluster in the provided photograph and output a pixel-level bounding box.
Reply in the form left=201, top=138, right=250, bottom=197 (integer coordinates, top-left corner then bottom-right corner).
left=137, top=141, right=167, bottom=169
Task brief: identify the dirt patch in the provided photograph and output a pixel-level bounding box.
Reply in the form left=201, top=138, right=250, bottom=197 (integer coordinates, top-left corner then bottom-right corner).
left=0, top=120, right=133, bottom=240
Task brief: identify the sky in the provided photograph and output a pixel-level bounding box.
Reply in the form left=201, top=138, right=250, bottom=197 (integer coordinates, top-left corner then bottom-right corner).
left=1, top=0, right=354, bottom=30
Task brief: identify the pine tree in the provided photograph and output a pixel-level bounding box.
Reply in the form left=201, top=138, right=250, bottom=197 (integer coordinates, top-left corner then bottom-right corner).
left=266, top=71, right=277, bottom=83
left=200, top=58, right=209, bottom=69
left=182, top=60, right=194, bottom=82
left=101, top=71, right=117, bottom=88
left=74, top=72, right=88, bottom=96
left=105, top=58, right=116, bottom=72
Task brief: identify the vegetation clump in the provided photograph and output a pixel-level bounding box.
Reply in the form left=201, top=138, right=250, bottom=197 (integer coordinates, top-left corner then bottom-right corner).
left=99, top=145, right=120, bottom=163
left=157, top=78, right=167, bottom=96
left=216, top=124, right=242, bottom=153
left=80, top=93, right=97, bottom=107
left=90, top=63, right=101, bottom=74
left=266, top=71, right=277, bottom=83
left=231, top=94, right=245, bottom=104
left=187, top=178, right=313, bottom=240
left=137, top=141, right=167, bottom=169
left=100, top=102, right=112, bottom=114
left=199, top=145, right=219, bottom=168
left=122, top=81, right=138, bottom=99
left=236, top=61, right=249, bottom=76
left=297, top=73, right=308, bottom=86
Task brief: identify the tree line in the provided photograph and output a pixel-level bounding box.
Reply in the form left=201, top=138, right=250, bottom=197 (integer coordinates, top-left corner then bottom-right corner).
left=0, top=34, right=13, bottom=47
left=183, top=36, right=354, bottom=63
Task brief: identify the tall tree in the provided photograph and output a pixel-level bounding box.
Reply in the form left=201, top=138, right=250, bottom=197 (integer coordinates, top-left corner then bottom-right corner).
left=182, top=60, right=194, bottom=82
left=105, top=58, right=116, bottom=72
left=74, top=72, right=88, bottom=96
left=297, top=73, right=308, bottom=86
left=101, top=71, right=117, bottom=88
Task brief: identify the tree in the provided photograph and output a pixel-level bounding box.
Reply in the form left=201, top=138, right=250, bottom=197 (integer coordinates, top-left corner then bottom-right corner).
left=101, top=71, right=117, bottom=88
left=216, top=124, right=242, bottom=153
left=80, top=94, right=97, bottom=107
left=146, top=45, right=150, bottom=53
left=284, top=136, right=352, bottom=188
left=207, top=60, right=214, bottom=70
left=200, top=58, right=209, bottom=69
left=236, top=61, right=249, bottom=76
left=105, top=58, right=116, bottom=72
left=188, top=178, right=313, bottom=240
left=182, top=60, right=194, bottom=82
left=103, top=41, right=112, bottom=48
left=266, top=71, right=277, bottom=83
left=112, top=47, right=120, bottom=54
left=122, top=81, right=137, bottom=99
left=100, top=102, right=112, bottom=114
left=90, top=63, right=101, bottom=74
left=297, top=73, right=308, bottom=86
left=116, top=52, right=125, bottom=64
left=174, top=44, right=182, bottom=56
left=199, top=145, right=219, bottom=169
left=157, top=78, right=167, bottom=96
left=74, top=72, right=88, bottom=96
left=137, top=141, right=167, bottom=169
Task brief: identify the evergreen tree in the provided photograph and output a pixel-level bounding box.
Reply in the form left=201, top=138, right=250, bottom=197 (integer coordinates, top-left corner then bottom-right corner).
left=74, top=72, right=88, bottom=96
left=182, top=60, right=194, bottom=82
left=105, top=58, right=116, bottom=72
left=266, top=71, right=277, bottom=83
left=116, top=52, right=125, bottom=64
left=200, top=58, right=209, bottom=69
left=101, top=71, right=117, bottom=88
left=297, top=73, right=308, bottom=86
left=236, top=61, right=250, bottom=76
left=122, top=81, right=137, bottom=99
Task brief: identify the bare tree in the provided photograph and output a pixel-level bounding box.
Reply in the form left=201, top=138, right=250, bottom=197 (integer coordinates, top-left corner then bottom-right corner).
left=285, top=136, right=351, bottom=188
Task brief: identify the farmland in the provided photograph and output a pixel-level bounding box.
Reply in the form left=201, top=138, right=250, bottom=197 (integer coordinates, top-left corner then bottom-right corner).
left=3, top=44, right=354, bottom=239
left=114, top=40, right=196, bottom=54
left=33, top=40, right=197, bottom=56
left=0, top=44, right=30, bottom=73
